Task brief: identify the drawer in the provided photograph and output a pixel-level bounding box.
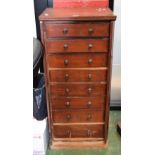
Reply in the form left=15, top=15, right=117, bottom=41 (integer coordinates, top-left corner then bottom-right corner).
left=45, top=39, right=109, bottom=53
left=50, top=83, right=107, bottom=97
left=47, top=53, right=108, bottom=68
left=52, top=110, right=104, bottom=123
left=53, top=124, right=104, bottom=138
left=45, top=23, right=109, bottom=38
left=51, top=96, right=105, bottom=109
left=49, top=69, right=107, bottom=82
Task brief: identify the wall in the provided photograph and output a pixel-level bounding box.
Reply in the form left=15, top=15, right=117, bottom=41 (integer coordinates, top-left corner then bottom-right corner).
left=110, top=0, right=121, bottom=106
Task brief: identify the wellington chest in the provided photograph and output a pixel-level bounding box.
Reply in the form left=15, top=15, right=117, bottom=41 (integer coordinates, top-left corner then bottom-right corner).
left=39, top=7, right=116, bottom=148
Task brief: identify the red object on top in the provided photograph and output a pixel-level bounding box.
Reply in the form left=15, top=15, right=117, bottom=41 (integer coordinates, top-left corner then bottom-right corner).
left=53, top=0, right=109, bottom=8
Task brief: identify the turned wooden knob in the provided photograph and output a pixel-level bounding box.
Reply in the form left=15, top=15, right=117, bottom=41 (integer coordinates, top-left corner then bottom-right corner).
left=64, top=59, right=69, bottom=65
left=88, top=73, right=92, bottom=80
left=88, top=44, right=93, bottom=48
left=65, top=88, right=70, bottom=94
left=64, top=74, right=69, bottom=81
left=88, top=88, right=92, bottom=94
left=63, top=28, right=68, bottom=34
left=88, top=28, right=94, bottom=34
left=65, top=101, right=70, bottom=107
left=87, top=101, right=92, bottom=108
left=87, top=114, right=92, bottom=120
left=66, top=114, right=71, bottom=120
left=88, top=58, right=93, bottom=64
left=64, top=43, right=68, bottom=49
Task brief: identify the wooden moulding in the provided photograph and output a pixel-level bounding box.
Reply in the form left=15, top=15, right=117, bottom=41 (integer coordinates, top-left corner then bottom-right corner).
left=50, top=140, right=108, bottom=149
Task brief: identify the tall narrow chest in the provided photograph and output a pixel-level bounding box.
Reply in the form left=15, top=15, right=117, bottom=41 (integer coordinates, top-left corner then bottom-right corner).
left=39, top=7, right=116, bottom=148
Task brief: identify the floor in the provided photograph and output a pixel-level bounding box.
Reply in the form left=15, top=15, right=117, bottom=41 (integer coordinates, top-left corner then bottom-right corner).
left=46, top=110, right=121, bottom=155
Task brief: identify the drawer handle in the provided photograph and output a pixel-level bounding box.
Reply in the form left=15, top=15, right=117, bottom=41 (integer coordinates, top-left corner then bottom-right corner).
left=88, top=88, right=92, bottom=94
left=88, top=44, right=93, bottom=49
left=64, top=44, right=68, bottom=49
left=65, top=101, right=70, bottom=107
left=87, top=129, right=92, bottom=137
left=64, top=59, right=69, bottom=65
left=88, top=73, right=92, bottom=80
left=65, top=88, right=70, bottom=94
left=64, top=74, right=69, bottom=81
left=88, top=28, right=94, bottom=34
left=88, top=58, right=93, bottom=64
left=63, top=28, right=68, bottom=34
left=87, top=101, right=92, bottom=108
left=87, top=114, right=92, bottom=120
left=66, top=114, right=71, bottom=120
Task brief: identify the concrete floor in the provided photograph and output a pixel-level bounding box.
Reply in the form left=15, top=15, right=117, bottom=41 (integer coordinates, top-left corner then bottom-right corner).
left=46, top=111, right=121, bottom=155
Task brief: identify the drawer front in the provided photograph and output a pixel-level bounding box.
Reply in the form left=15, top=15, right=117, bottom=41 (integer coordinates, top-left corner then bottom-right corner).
left=53, top=124, right=104, bottom=138
left=45, top=23, right=109, bottom=38
left=45, top=39, right=109, bottom=53
left=47, top=53, right=108, bottom=68
left=50, top=83, right=107, bottom=97
left=49, top=69, right=107, bottom=82
left=52, top=110, right=104, bottom=123
left=51, top=97, right=105, bottom=109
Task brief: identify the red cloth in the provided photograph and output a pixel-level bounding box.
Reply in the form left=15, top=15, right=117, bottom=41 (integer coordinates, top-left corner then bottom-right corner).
left=53, top=0, right=109, bottom=8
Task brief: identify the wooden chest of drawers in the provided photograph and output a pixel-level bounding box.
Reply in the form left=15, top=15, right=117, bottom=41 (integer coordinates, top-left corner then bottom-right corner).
left=39, top=7, right=116, bottom=148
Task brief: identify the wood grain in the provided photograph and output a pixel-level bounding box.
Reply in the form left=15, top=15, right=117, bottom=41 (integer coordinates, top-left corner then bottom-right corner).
left=52, top=110, right=104, bottom=123
left=47, top=53, right=108, bottom=68
left=45, top=23, right=109, bottom=37
left=50, top=96, right=105, bottom=109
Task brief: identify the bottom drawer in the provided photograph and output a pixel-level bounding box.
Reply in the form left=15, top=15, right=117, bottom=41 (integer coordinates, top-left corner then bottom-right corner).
left=53, top=124, right=104, bottom=138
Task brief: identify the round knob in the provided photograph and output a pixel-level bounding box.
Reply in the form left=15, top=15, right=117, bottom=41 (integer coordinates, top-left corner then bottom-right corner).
left=64, top=44, right=68, bottom=49
left=63, top=28, right=68, bottom=34
left=87, top=101, right=92, bottom=108
left=87, top=114, right=92, bottom=120
left=88, top=44, right=93, bottom=49
left=88, top=88, right=92, bottom=94
left=88, top=28, right=94, bottom=34
left=66, top=114, right=71, bottom=120
left=64, top=74, right=69, bottom=81
left=64, top=59, right=69, bottom=65
left=88, top=74, right=92, bottom=80
left=65, top=101, right=70, bottom=107
left=65, top=88, right=70, bottom=94
left=88, top=58, right=93, bottom=64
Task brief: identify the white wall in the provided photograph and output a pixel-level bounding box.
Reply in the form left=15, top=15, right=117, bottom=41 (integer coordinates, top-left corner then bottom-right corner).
left=110, top=0, right=121, bottom=105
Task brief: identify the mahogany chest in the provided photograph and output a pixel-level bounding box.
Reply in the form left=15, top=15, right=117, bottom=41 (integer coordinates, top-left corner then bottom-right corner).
left=39, top=7, right=116, bottom=148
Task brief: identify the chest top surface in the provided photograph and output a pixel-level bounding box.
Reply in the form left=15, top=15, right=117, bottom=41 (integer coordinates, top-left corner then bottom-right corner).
left=39, top=7, right=116, bottom=21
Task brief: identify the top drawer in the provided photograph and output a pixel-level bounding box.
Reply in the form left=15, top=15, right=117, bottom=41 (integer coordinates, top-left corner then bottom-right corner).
left=45, top=23, right=110, bottom=38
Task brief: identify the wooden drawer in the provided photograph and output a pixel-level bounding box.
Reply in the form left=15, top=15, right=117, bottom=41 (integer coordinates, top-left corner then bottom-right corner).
left=52, top=110, right=104, bottom=123
left=49, top=69, right=107, bottom=82
left=47, top=53, right=108, bottom=68
left=46, top=39, right=108, bottom=53
left=50, top=96, right=105, bottom=109
left=45, top=23, right=109, bottom=38
left=53, top=124, right=104, bottom=138
left=50, top=83, right=107, bottom=97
